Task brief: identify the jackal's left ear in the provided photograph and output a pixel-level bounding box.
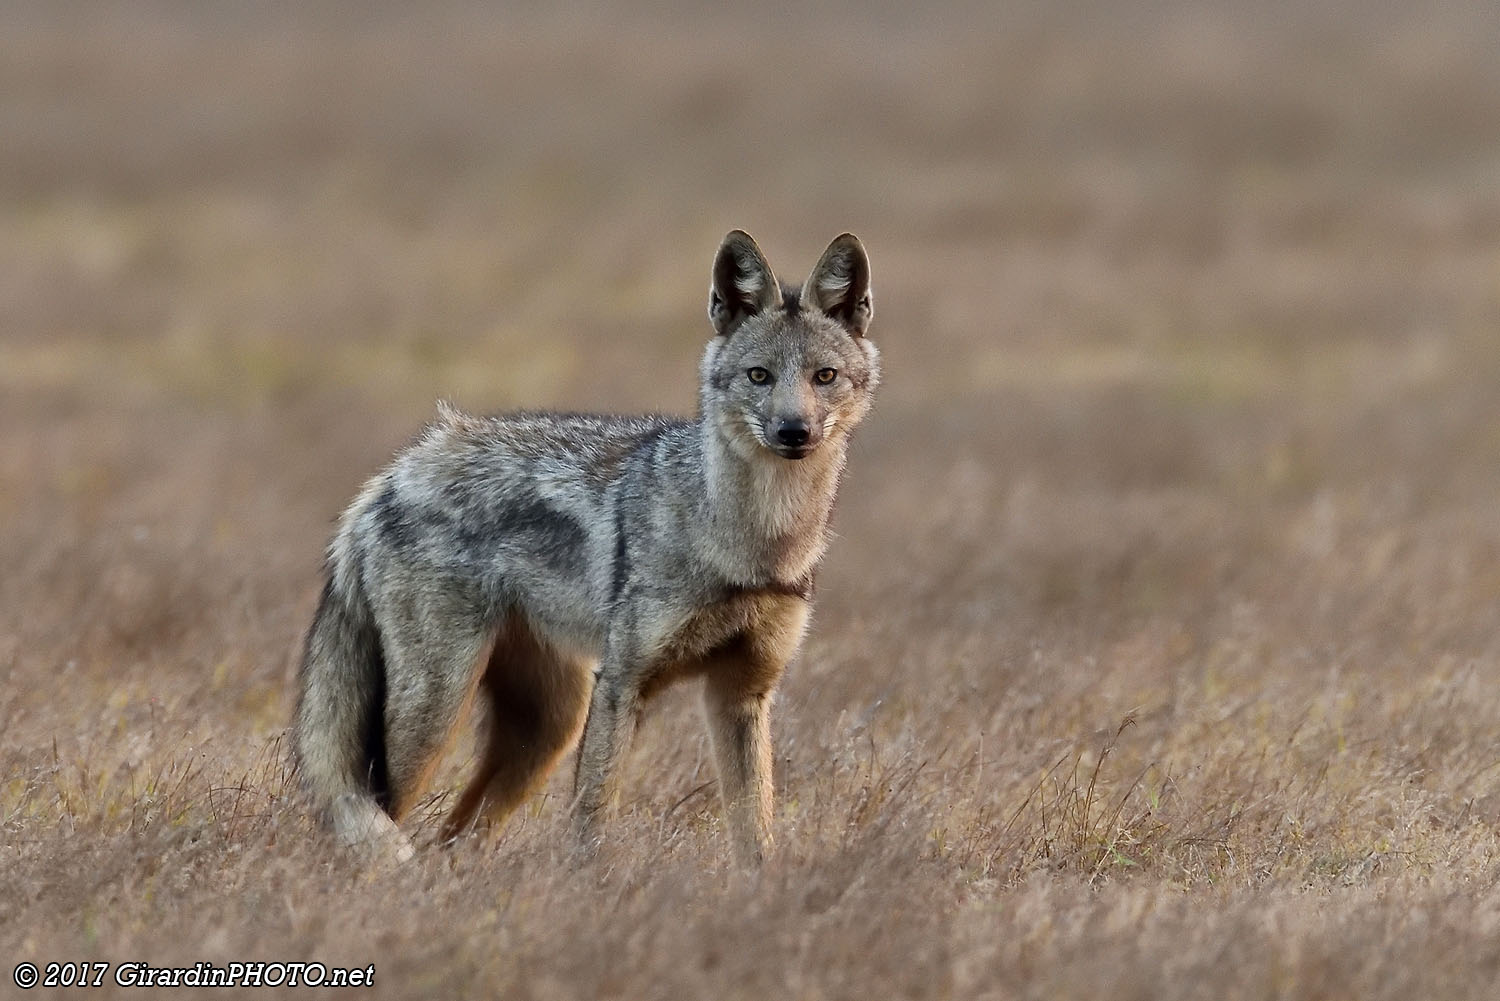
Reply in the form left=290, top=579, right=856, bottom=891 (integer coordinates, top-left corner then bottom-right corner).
left=801, top=233, right=872, bottom=337
left=710, top=230, right=781, bottom=337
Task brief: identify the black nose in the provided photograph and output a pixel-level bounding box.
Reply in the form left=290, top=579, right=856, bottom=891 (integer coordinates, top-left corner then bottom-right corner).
left=776, top=419, right=811, bottom=447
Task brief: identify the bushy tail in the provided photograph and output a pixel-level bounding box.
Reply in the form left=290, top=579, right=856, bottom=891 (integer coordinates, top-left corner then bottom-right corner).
left=293, top=576, right=413, bottom=861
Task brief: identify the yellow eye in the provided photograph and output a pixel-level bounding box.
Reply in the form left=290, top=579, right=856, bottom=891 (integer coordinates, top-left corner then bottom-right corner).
left=814, top=368, right=838, bottom=385
left=747, top=367, right=771, bottom=384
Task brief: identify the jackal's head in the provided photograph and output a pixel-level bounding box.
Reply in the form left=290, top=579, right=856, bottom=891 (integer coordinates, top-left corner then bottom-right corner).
left=700, top=231, right=881, bottom=462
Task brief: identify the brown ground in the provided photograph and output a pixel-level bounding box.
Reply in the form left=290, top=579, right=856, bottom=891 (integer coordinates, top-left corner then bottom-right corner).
left=5, top=1, right=1500, bottom=997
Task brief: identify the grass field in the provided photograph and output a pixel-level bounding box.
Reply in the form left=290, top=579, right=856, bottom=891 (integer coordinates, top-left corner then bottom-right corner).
left=5, top=1, right=1500, bottom=997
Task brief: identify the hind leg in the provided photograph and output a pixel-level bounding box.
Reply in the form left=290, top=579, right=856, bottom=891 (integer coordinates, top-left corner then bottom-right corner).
left=329, top=794, right=415, bottom=864
left=376, top=591, right=498, bottom=824
left=440, top=616, right=593, bottom=843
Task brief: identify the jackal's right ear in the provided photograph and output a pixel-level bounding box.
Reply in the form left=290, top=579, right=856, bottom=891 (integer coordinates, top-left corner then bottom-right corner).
left=710, top=230, right=780, bottom=336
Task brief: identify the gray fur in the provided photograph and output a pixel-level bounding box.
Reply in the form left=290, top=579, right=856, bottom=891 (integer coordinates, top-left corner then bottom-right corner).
left=293, top=231, right=880, bottom=863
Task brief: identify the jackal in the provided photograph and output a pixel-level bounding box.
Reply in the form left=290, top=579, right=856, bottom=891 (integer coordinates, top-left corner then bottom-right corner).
left=293, top=231, right=879, bottom=862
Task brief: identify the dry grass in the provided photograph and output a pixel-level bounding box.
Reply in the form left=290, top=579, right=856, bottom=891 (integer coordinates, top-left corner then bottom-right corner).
left=5, top=1, right=1500, bottom=997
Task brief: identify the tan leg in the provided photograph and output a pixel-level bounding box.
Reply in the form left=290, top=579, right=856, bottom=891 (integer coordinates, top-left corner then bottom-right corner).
left=441, top=617, right=592, bottom=843
left=703, top=674, right=775, bottom=863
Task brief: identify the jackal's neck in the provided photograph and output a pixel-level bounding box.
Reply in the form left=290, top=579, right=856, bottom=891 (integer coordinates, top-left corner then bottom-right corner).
left=692, top=416, right=846, bottom=586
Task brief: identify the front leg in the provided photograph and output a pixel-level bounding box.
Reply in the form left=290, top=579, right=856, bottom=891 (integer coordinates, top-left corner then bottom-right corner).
left=703, top=674, right=777, bottom=864
left=570, top=658, right=640, bottom=853
left=701, top=597, right=807, bottom=863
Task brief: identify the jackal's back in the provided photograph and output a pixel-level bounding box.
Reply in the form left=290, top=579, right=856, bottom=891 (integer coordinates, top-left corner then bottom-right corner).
left=344, top=409, right=690, bottom=646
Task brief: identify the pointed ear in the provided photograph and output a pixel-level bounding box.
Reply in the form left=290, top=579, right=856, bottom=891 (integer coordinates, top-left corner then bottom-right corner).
left=709, top=230, right=781, bottom=336
left=801, top=233, right=872, bottom=337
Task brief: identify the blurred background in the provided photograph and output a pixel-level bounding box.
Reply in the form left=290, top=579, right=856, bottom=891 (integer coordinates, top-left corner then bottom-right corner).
left=6, top=0, right=1498, bottom=689
left=4, top=0, right=1500, bottom=992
